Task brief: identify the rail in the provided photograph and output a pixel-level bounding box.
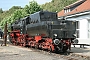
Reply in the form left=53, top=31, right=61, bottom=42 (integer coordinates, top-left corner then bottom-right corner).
left=72, top=44, right=90, bottom=48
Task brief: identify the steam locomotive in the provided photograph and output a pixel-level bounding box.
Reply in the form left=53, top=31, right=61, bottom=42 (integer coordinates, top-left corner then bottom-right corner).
left=9, top=11, right=77, bottom=52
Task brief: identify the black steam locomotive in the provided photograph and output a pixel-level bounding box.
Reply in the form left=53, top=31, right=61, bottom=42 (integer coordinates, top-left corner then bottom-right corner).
left=9, top=11, right=77, bottom=52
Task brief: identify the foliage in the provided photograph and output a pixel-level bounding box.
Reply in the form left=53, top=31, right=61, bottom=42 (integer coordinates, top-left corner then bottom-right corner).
left=0, top=8, right=3, bottom=14
left=9, top=6, right=22, bottom=11
left=0, top=6, right=22, bottom=23
left=0, top=8, right=3, bottom=21
left=0, top=0, right=77, bottom=30
left=0, top=9, right=24, bottom=29
left=0, top=0, right=42, bottom=30
left=42, top=0, right=78, bottom=12
left=24, top=0, right=42, bottom=14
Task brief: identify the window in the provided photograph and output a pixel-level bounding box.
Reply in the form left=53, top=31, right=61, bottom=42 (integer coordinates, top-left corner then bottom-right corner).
left=64, top=9, right=66, bottom=13
left=64, top=8, right=71, bottom=13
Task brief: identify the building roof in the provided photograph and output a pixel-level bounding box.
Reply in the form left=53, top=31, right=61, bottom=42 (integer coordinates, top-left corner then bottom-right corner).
left=58, top=10, right=64, bottom=17
left=64, top=0, right=85, bottom=9
left=58, top=0, right=90, bottom=17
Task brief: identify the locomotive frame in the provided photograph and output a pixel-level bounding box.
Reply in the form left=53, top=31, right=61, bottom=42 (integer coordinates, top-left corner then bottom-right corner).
left=9, top=11, right=78, bottom=52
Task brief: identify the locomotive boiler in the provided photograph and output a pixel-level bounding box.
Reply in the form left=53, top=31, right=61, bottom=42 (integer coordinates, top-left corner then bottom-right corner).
left=9, top=11, right=77, bottom=52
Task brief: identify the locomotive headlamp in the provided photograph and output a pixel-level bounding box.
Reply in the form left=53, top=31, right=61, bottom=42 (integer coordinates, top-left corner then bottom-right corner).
left=53, top=39, right=60, bottom=45
left=54, top=34, right=57, bottom=37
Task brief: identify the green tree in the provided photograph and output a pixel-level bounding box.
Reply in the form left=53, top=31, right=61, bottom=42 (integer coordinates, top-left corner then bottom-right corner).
left=0, top=8, right=3, bottom=14
left=42, top=0, right=78, bottom=12
left=0, top=6, right=22, bottom=22
left=9, top=6, right=22, bottom=10
left=0, top=0, right=78, bottom=30
left=0, top=0, right=43, bottom=29
left=24, top=0, right=42, bottom=14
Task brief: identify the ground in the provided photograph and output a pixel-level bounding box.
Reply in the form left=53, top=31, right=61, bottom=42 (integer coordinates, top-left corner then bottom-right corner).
left=0, top=41, right=66, bottom=60
left=0, top=39, right=90, bottom=60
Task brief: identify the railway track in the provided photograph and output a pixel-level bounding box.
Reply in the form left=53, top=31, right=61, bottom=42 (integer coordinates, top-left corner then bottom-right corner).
left=27, top=46, right=90, bottom=60
left=0, top=39, right=90, bottom=60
